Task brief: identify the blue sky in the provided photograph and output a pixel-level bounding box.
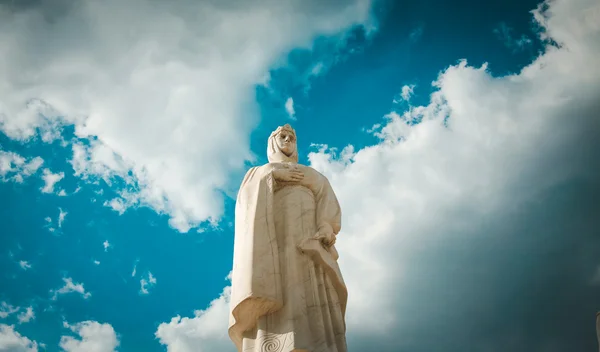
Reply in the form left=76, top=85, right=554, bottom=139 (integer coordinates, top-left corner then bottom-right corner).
left=1, top=0, right=599, bottom=351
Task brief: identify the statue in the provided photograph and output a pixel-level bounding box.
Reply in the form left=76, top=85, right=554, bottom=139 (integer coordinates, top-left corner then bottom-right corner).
left=228, top=124, right=348, bottom=352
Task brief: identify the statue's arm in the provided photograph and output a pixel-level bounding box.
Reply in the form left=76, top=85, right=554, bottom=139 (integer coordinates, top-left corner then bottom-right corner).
left=307, top=168, right=342, bottom=239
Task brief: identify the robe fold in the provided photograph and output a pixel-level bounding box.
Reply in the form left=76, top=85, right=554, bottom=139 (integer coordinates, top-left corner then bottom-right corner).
left=229, top=162, right=348, bottom=352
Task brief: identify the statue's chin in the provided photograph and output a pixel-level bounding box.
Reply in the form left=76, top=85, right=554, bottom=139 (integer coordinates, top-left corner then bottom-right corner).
left=275, top=142, right=295, bottom=157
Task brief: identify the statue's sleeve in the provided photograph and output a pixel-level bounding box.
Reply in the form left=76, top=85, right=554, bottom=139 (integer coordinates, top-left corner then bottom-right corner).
left=298, top=167, right=348, bottom=316
left=228, top=165, right=283, bottom=351
left=312, top=170, right=342, bottom=236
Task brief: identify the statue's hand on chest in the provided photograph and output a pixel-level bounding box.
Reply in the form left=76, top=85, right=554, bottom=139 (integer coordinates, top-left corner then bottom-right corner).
left=272, top=163, right=304, bottom=183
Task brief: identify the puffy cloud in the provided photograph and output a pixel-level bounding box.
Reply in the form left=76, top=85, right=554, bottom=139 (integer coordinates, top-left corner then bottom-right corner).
left=156, top=0, right=600, bottom=348
left=40, top=168, right=64, bottom=194
left=0, top=324, right=39, bottom=352
left=58, top=208, right=68, bottom=228
left=139, top=272, right=157, bottom=295
left=17, top=307, right=35, bottom=324
left=18, top=261, right=31, bottom=271
left=0, top=302, right=19, bottom=319
left=305, top=0, right=600, bottom=349
left=156, top=286, right=233, bottom=352
left=0, top=0, right=374, bottom=232
left=393, top=84, right=416, bottom=104
left=131, top=260, right=138, bottom=277
left=60, top=321, right=119, bottom=352
left=285, top=97, right=296, bottom=120
left=0, top=151, right=43, bottom=183
left=69, top=140, right=132, bottom=185
left=42, top=207, right=68, bottom=233
left=102, top=241, right=110, bottom=252
left=51, top=278, right=92, bottom=300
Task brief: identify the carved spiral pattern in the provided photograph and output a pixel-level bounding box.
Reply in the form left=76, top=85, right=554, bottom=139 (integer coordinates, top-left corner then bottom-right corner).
left=260, top=335, right=282, bottom=352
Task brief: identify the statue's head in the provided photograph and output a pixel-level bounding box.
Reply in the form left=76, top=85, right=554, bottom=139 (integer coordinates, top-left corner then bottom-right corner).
left=267, top=124, right=298, bottom=163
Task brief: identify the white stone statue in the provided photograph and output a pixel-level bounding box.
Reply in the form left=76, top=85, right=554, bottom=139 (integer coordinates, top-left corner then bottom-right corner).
left=228, top=124, right=348, bottom=352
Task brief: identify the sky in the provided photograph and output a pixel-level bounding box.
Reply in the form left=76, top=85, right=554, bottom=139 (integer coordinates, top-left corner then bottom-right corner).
left=0, top=0, right=599, bottom=351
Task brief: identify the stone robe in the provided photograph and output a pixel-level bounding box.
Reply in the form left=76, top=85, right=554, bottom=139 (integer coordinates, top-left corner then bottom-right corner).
left=228, top=162, right=348, bottom=352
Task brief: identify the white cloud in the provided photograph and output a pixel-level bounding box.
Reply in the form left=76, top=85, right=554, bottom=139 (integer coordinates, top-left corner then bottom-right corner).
left=0, top=302, right=19, bottom=319
left=70, top=140, right=132, bottom=185
left=155, top=0, right=600, bottom=349
left=305, top=0, right=600, bottom=341
left=58, top=208, right=68, bottom=228
left=284, top=97, right=296, bottom=120
left=0, top=324, right=39, bottom=351
left=311, top=62, right=326, bottom=77
left=19, top=260, right=32, bottom=270
left=40, top=168, right=65, bottom=194
left=17, top=307, right=35, bottom=324
left=131, top=260, right=139, bottom=277
left=93, top=260, right=100, bottom=266
left=60, top=321, right=119, bottom=352
left=149, top=272, right=156, bottom=284
left=0, top=0, right=374, bottom=233
left=140, top=272, right=156, bottom=295
left=102, top=198, right=129, bottom=215
left=51, top=278, right=92, bottom=300
left=156, top=286, right=234, bottom=352
left=394, top=84, right=416, bottom=103
left=44, top=208, right=67, bottom=232
left=44, top=216, right=56, bottom=234
left=102, top=241, right=110, bottom=252
left=0, top=151, right=43, bottom=183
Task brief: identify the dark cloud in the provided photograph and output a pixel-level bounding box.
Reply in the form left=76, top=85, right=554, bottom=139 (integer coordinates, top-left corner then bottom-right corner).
left=346, top=173, right=600, bottom=351
left=0, top=0, right=75, bottom=23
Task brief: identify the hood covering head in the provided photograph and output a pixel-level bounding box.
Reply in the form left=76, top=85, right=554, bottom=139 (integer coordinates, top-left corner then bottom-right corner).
left=267, top=124, right=298, bottom=163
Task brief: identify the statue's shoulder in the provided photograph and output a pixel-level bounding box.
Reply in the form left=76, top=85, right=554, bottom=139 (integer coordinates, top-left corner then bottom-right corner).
left=240, top=164, right=273, bottom=184
left=245, top=164, right=271, bottom=173
left=240, top=166, right=258, bottom=186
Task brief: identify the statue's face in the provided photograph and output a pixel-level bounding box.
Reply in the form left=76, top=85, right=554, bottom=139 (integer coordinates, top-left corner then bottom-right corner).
left=276, top=130, right=296, bottom=156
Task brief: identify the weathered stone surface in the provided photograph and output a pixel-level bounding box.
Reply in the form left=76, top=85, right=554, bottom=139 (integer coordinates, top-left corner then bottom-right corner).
left=229, top=124, right=347, bottom=352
